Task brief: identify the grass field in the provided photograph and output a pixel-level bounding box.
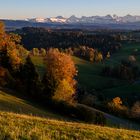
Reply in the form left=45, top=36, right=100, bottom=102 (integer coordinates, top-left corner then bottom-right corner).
left=0, top=111, right=140, bottom=140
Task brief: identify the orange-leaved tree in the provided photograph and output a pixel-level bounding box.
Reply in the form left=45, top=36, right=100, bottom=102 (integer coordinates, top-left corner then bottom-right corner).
left=0, top=21, right=28, bottom=70
left=107, top=97, right=128, bottom=116
left=43, top=48, right=77, bottom=103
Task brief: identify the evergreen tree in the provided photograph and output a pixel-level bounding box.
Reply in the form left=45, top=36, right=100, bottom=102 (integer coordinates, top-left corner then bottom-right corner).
left=19, top=56, right=40, bottom=95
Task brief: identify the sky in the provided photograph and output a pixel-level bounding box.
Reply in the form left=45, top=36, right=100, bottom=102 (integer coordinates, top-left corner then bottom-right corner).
left=0, top=0, right=140, bottom=19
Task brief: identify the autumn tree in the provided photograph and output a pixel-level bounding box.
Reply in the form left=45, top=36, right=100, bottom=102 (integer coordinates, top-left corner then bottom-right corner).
left=88, top=48, right=95, bottom=62
left=95, top=51, right=103, bottom=62
left=0, top=21, right=30, bottom=90
left=53, top=79, right=75, bottom=103
left=43, top=48, right=77, bottom=103
left=0, top=21, right=28, bottom=70
left=106, top=52, right=111, bottom=59
left=107, top=97, right=128, bottom=116
left=0, top=67, right=15, bottom=87
left=40, top=48, right=46, bottom=56
left=32, top=48, right=39, bottom=56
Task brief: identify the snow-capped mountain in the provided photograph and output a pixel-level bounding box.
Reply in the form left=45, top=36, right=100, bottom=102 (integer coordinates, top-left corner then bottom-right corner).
left=27, top=16, right=67, bottom=23
left=26, top=18, right=51, bottom=23
left=27, top=15, right=140, bottom=24
left=50, top=16, right=67, bottom=23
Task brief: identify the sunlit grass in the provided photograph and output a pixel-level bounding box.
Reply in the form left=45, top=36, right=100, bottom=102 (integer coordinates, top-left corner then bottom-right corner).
left=0, top=111, right=140, bottom=140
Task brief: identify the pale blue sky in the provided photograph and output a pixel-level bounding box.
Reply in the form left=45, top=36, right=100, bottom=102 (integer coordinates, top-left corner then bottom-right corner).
left=0, top=0, right=140, bottom=19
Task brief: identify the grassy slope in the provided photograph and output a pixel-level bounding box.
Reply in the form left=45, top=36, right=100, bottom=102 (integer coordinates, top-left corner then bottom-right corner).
left=0, top=111, right=140, bottom=140
left=74, top=42, right=140, bottom=99
left=73, top=56, right=127, bottom=90
left=0, top=89, right=63, bottom=120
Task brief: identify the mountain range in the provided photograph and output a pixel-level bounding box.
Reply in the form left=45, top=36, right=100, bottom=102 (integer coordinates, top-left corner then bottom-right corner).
left=26, top=15, right=140, bottom=24
left=2, top=15, right=140, bottom=30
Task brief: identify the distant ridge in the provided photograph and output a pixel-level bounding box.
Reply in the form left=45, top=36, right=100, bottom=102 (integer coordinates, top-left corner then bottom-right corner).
left=26, top=15, right=140, bottom=24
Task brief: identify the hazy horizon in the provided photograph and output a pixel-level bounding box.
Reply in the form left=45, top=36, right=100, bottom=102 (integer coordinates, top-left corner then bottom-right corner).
left=0, top=0, right=140, bottom=19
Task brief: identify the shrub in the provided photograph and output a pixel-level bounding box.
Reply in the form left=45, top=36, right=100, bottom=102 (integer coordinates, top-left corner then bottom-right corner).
left=0, top=67, right=15, bottom=87
left=107, top=97, right=128, bottom=117
left=131, top=101, right=140, bottom=119
left=76, top=104, right=106, bottom=125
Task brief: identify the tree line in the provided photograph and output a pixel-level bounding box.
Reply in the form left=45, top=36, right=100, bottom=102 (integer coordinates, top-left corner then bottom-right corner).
left=16, top=27, right=122, bottom=58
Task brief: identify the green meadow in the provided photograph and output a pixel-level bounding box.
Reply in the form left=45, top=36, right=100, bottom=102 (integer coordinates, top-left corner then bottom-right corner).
left=31, top=43, right=140, bottom=99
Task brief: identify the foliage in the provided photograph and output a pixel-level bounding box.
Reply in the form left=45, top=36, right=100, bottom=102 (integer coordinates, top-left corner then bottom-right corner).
left=0, top=67, right=15, bottom=87
left=80, top=94, right=97, bottom=106
left=95, top=52, right=103, bottom=62
left=107, top=97, right=128, bottom=116
left=32, top=48, right=40, bottom=56
left=53, top=79, right=75, bottom=103
left=106, top=51, right=111, bottom=59
left=40, top=48, right=46, bottom=56
left=65, top=46, right=103, bottom=62
left=102, top=60, right=140, bottom=81
left=43, top=49, right=77, bottom=102
left=20, top=27, right=122, bottom=57
left=18, top=56, right=41, bottom=95
left=0, top=21, right=28, bottom=71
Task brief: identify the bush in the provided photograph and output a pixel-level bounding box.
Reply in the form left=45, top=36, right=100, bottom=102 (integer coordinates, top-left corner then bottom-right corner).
left=107, top=97, right=128, bottom=117
left=76, top=104, right=106, bottom=125
left=80, top=94, right=97, bottom=106
left=131, top=101, right=140, bottom=120
left=0, top=67, right=15, bottom=87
